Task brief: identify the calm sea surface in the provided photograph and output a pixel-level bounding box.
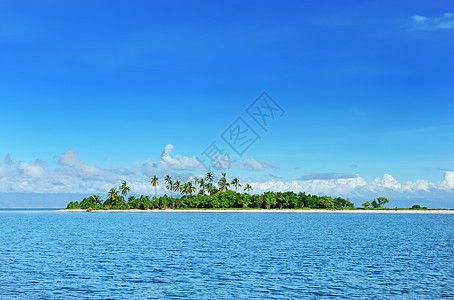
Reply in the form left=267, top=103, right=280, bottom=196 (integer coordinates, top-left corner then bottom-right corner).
left=0, top=212, right=453, bottom=299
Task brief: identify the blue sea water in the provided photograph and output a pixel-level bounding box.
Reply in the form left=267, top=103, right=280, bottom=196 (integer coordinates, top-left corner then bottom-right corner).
left=0, top=212, right=453, bottom=299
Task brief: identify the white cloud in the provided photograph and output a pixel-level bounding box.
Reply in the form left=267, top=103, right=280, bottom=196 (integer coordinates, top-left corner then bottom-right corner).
left=370, top=174, right=402, bottom=191
left=0, top=149, right=453, bottom=205
left=159, top=144, right=202, bottom=170
left=404, top=179, right=433, bottom=191
left=250, top=176, right=368, bottom=196
left=56, top=149, right=110, bottom=179
left=58, top=149, right=82, bottom=166
left=157, top=144, right=278, bottom=172
left=410, top=12, right=454, bottom=30
left=235, top=158, right=279, bottom=171
left=242, top=159, right=263, bottom=170
left=17, top=162, right=46, bottom=178
left=247, top=173, right=454, bottom=203
left=440, top=171, right=454, bottom=190
left=0, top=166, right=9, bottom=177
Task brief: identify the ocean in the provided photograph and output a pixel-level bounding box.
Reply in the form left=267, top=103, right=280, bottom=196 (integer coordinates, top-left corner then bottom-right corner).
left=1, top=212, right=453, bottom=299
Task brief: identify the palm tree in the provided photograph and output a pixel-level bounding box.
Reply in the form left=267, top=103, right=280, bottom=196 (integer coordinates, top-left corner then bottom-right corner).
left=205, top=172, right=215, bottom=183
left=231, top=177, right=241, bottom=191
left=206, top=182, right=214, bottom=195
left=170, top=180, right=175, bottom=199
left=174, top=180, right=182, bottom=198
left=151, top=176, right=158, bottom=199
left=92, top=194, right=103, bottom=205
left=187, top=182, right=196, bottom=195
left=108, top=188, right=118, bottom=200
left=182, top=182, right=196, bottom=195
left=119, top=181, right=130, bottom=198
left=166, top=180, right=174, bottom=198
left=107, top=188, right=119, bottom=206
left=218, top=172, right=230, bottom=191
left=181, top=183, right=187, bottom=196
left=244, top=184, right=253, bottom=194
left=199, top=178, right=206, bottom=195
left=182, top=182, right=189, bottom=196
left=164, top=175, right=172, bottom=197
left=218, top=173, right=230, bottom=191
left=193, top=176, right=199, bottom=194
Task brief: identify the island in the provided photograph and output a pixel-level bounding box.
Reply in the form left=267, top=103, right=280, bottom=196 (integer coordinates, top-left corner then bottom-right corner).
left=65, top=173, right=433, bottom=212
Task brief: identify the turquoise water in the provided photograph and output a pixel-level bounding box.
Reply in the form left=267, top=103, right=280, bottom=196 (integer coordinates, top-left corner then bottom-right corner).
left=1, top=212, right=453, bottom=299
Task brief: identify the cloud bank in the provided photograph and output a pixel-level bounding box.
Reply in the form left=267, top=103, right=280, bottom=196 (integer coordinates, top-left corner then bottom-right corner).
left=250, top=173, right=454, bottom=202
left=0, top=148, right=453, bottom=207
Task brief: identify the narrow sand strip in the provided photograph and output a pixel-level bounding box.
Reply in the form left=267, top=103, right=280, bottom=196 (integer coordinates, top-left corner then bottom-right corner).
left=58, top=209, right=454, bottom=214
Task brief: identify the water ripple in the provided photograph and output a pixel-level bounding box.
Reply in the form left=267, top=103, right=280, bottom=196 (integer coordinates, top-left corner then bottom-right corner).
left=0, top=212, right=453, bottom=299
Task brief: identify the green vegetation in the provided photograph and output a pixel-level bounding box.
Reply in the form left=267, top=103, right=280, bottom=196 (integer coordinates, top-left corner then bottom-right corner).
left=362, top=201, right=370, bottom=208
left=67, top=190, right=355, bottom=210
left=65, top=173, right=424, bottom=211
left=411, top=204, right=428, bottom=210
left=362, top=197, right=390, bottom=208
left=66, top=173, right=357, bottom=210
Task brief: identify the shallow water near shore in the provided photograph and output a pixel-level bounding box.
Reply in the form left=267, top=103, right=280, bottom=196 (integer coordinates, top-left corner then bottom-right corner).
left=1, top=212, right=453, bottom=299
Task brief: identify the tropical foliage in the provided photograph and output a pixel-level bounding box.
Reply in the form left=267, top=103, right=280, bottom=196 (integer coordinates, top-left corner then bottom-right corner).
left=65, top=173, right=380, bottom=210
left=362, top=197, right=390, bottom=208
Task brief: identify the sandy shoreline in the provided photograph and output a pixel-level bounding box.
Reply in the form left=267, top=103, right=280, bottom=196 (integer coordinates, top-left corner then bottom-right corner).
left=58, top=209, right=454, bottom=214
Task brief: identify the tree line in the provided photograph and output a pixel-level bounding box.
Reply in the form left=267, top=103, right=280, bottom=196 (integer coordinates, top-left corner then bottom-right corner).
left=361, top=197, right=389, bottom=208
left=66, top=172, right=356, bottom=210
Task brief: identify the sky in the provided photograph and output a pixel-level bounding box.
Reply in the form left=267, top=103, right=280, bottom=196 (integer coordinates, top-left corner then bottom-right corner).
left=0, top=0, right=453, bottom=208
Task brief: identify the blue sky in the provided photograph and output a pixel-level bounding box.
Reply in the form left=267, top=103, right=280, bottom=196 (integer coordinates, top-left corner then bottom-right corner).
left=0, top=0, right=453, bottom=207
